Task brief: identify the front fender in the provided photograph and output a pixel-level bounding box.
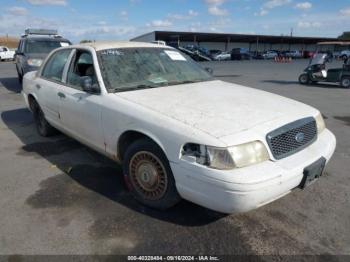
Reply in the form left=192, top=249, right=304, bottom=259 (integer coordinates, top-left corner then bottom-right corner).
left=114, top=128, right=169, bottom=161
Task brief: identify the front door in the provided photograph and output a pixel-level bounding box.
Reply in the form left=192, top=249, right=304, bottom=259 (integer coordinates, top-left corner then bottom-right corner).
left=58, top=49, right=105, bottom=152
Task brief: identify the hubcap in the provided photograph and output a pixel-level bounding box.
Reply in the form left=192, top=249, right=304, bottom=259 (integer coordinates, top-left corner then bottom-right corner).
left=129, top=151, right=168, bottom=200
left=342, top=78, right=350, bottom=87
left=300, top=75, right=308, bottom=83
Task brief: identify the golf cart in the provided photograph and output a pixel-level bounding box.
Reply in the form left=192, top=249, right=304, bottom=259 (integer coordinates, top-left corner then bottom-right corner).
left=298, top=41, right=350, bottom=88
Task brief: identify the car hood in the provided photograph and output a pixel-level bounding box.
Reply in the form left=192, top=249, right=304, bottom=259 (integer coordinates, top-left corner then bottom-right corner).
left=25, top=53, right=48, bottom=60
left=116, top=80, right=316, bottom=138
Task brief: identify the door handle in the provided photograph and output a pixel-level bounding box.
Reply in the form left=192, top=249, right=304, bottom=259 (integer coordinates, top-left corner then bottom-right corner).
left=35, top=84, right=41, bottom=89
left=57, top=92, right=66, bottom=98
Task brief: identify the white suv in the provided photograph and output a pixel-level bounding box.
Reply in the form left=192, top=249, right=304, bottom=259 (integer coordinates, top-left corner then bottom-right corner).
left=22, top=42, right=336, bottom=213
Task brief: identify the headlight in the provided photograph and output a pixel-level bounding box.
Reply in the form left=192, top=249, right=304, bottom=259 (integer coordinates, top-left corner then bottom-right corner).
left=228, top=141, right=269, bottom=168
left=181, top=141, right=269, bottom=170
left=315, top=112, right=326, bottom=133
left=27, top=59, right=43, bottom=67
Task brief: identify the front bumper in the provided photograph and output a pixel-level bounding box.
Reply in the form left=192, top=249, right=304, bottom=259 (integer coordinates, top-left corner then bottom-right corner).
left=171, top=129, right=336, bottom=213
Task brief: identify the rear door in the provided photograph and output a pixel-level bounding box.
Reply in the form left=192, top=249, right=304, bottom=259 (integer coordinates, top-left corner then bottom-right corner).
left=36, top=48, right=73, bottom=127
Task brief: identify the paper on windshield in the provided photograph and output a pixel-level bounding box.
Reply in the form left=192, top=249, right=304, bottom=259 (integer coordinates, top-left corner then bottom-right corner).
left=60, top=42, right=70, bottom=47
left=164, top=50, right=186, bottom=61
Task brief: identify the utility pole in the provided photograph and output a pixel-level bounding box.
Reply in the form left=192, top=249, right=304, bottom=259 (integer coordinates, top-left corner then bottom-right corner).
left=290, top=28, right=293, bottom=37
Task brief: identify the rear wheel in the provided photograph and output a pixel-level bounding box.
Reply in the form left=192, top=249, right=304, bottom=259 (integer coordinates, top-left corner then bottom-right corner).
left=299, top=73, right=309, bottom=85
left=31, top=100, right=57, bottom=137
left=123, top=138, right=181, bottom=210
left=341, top=77, right=350, bottom=88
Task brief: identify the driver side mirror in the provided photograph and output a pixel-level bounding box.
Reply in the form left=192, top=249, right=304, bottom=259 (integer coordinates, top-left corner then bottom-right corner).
left=15, top=50, right=23, bottom=56
left=80, top=76, right=99, bottom=94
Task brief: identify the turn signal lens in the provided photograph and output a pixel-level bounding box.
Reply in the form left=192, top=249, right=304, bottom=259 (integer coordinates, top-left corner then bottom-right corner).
left=315, top=112, right=326, bottom=133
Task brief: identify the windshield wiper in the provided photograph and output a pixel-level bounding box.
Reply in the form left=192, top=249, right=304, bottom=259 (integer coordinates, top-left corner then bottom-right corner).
left=166, top=79, right=204, bottom=86
left=110, top=79, right=209, bottom=92
left=110, top=84, right=158, bottom=93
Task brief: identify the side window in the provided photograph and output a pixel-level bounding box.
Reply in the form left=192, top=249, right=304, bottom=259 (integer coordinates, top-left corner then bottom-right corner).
left=42, top=49, right=71, bottom=82
left=67, top=50, right=98, bottom=90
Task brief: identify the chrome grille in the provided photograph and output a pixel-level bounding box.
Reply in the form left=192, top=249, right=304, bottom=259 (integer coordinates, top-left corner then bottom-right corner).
left=266, top=117, right=317, bottom=160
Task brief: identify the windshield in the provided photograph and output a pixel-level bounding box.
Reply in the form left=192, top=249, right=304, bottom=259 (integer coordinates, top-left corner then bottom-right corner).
left=97, top=48, right=213, bottom=92
left=24, top=40, right=70, bottom=54
left=310, top=53, right=328, bottom=66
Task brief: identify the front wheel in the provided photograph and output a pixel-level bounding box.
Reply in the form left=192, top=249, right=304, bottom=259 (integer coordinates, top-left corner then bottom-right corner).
left=299, top=73, right=309, bottom=85
left=17, top=68, right=23, bottom=84
left=123, top=138, right=181, bottom=210
left=341, top=77, right=350, bottom=88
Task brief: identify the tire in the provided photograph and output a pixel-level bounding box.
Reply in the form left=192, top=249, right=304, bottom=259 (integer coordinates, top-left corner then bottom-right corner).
left=17, top=69, right=23, bottom=84
left=299, top=73, right=309, bottom=85
left=31, top=100, right=57, bottom=137
left=123, top=138, right=181, bottom=210
left=340, top=77, right=350, bottom=88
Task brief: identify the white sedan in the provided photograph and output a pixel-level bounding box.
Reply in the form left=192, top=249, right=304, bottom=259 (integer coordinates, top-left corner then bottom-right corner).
left=214, top=51, right=231, bottom=61
left=22, top=42, right=336, bottom=213
left=262, top=51, right=278, bottom=59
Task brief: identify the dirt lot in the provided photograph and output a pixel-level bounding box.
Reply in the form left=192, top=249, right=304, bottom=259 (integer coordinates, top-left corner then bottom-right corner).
left=0, top=36, right=19, bottom=49
left=0, top=59, right=349, bottom=256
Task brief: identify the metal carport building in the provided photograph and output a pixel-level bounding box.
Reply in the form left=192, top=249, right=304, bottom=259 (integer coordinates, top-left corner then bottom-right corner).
left=131, top=31, right=339, bottom=52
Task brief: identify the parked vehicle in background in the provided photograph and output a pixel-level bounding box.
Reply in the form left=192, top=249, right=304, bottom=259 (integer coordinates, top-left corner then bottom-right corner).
left=251, top=51, right=264, bottom=60
left=303, top=51, right=315, bottom=59
left=0, top=46, right=15, bottom=61
left=231, top=48, right=251, bottom=60
left=213, top=51, right=231, bottom=61
left=177, top=45, right=212, bottom=61
left=285, top=50, right=302, bottom=58
left=209, top=49, right=222, bottom=59
left=341, top=50, right=350, bottom=59
left=15, top=29, right=71, bottom=84
left=299, top=53, right=350, bottom=88
left=22, top=41, right=336, bottom=214
left=262, top=50, right=278, bottom=59
left=184, top=44, right=211, bottom=57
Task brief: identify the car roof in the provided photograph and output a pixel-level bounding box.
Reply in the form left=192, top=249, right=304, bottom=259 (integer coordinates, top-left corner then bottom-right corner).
left=76, top=41, right=171, bottom=51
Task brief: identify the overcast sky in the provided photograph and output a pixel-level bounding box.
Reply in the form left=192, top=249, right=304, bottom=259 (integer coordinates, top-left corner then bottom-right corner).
left=0, top=0, right=349, bottom=43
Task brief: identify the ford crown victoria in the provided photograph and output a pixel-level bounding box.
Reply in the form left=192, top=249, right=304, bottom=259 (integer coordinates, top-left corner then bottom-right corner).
left=22, top=42, right=336, bottom=213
